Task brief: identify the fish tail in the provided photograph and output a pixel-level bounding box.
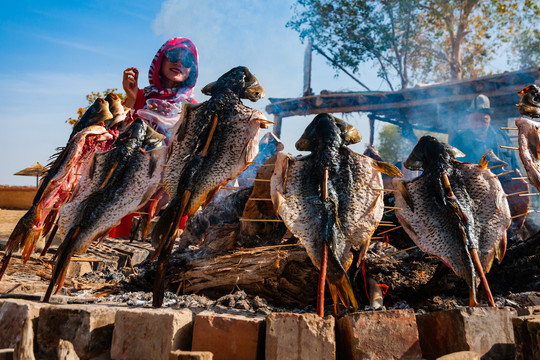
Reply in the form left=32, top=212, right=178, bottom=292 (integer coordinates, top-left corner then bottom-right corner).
left=40, top=224, right=59, bottom=257
left=43, top=226, right=79, bottom=302
left=327, top=273, right=359, bottom=312
left=371, top=160, right=403, bottom=178
left=150, top=190, right=191, bottom=261
left=0, top=252, right=13, bottom=280
left=42, top=209, right=58, bottom=237
left=21, top=230, right=41, bottom=263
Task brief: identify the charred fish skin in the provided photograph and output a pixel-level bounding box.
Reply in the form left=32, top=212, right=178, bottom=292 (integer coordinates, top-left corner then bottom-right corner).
left=394, top=136, right=510, bottom=304
left=69, top=98, right=113, bottom=140
left=45, top=119, right=165, bottom=300
left=516, top=117, right=540, bottom=192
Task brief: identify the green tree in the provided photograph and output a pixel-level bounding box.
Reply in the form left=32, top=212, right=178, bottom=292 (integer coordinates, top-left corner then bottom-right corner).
left=376, top=124, right=408, bottom=164
left=66, top=88, right=126, bottom=128
left=288, top=0, right=540, bottom=89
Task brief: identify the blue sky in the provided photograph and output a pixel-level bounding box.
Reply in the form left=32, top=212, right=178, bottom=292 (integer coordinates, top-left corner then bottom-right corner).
left=0, top=1, right=511, bottom=186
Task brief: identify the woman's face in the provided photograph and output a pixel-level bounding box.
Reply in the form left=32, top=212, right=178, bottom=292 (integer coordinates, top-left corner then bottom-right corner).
left=160, top=49, right=193, bottom=88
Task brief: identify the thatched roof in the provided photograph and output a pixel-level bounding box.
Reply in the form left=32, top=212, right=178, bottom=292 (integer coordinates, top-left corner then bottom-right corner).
left=14, top=162, right=48, bottom=177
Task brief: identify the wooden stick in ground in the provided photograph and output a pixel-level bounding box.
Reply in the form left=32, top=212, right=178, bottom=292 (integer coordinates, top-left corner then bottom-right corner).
left=317, top=168, right=329, bottom=317
left=470, top=248, right=496, bottom=307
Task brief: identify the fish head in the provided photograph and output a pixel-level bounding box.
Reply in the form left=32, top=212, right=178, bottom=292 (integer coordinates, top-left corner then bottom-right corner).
left=295, top=113, right=361, bottom=152
left=104, top=92, right=124, bottom=116
left=87, top=98, right=114, bottom=126
left=116, top=118, right=148, bottom=146
left=404, top=136, right=464, bottom=171
left=143, top=124, right=166, bottom=150
left=517, top=84, right=540, bottom=118
left=201, top=66, right=266, bottom=102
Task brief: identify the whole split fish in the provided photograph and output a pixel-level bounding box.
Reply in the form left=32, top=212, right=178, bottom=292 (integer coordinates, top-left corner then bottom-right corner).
left=271, top=113, right=402, bottom=315
left=393, top=136, right=511, bottom=307
left=0, top=125, right=115, bottom=280
left=44, top=119, right=166, bottom=301
left=515, top=117, right=540, bottom=193
left=151, top=66, right=269, bottom=307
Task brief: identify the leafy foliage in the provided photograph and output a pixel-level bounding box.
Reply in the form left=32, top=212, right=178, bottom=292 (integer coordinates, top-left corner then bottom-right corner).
left=66, top=89, right=126, bottom=128
left=376, top=124, right=408, bottom=164
left=288, top=0, right=540, bottom=89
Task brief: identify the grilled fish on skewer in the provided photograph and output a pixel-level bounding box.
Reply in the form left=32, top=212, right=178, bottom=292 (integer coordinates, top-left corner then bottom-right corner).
left=44, top=119, right=166, bottom=301
left=516, top=117, right=540, bottom=192
left=271, top=113, right=402, bottom=314
left=394, top=136, right=510, bottom=306
left=516, top=84, right=540, bottom=118
left=151, top=66, right=269, bottom=307
left=0, top=125, right=115, bottom=280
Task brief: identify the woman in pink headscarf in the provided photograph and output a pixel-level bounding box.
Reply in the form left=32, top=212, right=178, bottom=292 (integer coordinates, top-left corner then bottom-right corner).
left=122, top=37, right=199, bottom=140
left=111, top=38, right=199, bottom=238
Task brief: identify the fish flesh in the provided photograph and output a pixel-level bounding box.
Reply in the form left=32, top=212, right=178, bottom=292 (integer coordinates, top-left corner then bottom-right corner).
left=393, top=136, right=510, bottom=306
left=0, top=125, right=115, bottom=280
left=44, top=119, right=166, bottom=300
left=151, top=66, right=269, bottom=307
left=271, top=113, right=401, bottom=312
left=516, top=84, right=540, bottom=118
left=516, top=117, right=540, bottom=193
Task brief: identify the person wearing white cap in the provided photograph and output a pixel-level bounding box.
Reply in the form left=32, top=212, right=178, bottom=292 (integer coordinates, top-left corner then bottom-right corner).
left=450, top=94, right=519, bottom=171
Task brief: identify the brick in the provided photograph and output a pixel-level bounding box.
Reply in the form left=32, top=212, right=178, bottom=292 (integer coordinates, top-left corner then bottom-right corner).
left=436, top=351, right=481, bottom=360
left=192, top=311, right=265, bottom=360
left=169, top=350, right=213, bottom=360
left=513, top=315, right=540, bottom=360
left=336, top=309, right=422, bottom=360
left=266, top=313, right=334, bottom=360
left=37, top=304, right=117, bottom=360
left=0, top=299, right=44, bottom=348
left=111, top=308, right=193, bottom=360
left=417, top=307, right=516, bottom=360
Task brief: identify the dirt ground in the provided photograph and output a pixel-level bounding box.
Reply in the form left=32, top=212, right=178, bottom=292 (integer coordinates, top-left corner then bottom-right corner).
left=0, top=209, right=26, bottom=241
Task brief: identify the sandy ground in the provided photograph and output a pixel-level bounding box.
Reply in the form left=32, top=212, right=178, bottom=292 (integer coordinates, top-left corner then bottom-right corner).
left=0, top=209, right=25, bottom=241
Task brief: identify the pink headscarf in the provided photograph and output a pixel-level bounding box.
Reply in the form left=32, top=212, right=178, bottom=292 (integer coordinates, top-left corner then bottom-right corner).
left=143, top=37, right=199, bottom=104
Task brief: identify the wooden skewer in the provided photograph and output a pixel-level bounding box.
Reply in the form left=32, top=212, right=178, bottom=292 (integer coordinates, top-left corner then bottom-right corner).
left=512, top=177, right=529, bottom=180
left=254, top=164, right=275, bottom=167
left=383, top=209, right=396, bottom=214
left=500, top=127, right=518, bottom=130
left=506, top=190, right=529, bottom=197
left=383, top=206, right=403, bottom=210
left=248, top=178, right=271, bottom=182
left=377, top=225, right=403, bottom=235
left=378, top=223, right=397, bottom=227
left=161, top=164, right=173, bottom=167
left=135, top=212, right=150, bottom=215
left=371, top=188, right=397, bottom=192
left=487, top=163, right=507, bottom=170
left=499, top=145, right=519, bottom=150
left=221, top=187, right=239, bottom=190
left=247, top=198, right=273, bottom=201
left=371, top=236, right=384, bottom=240
left=239, top=218, right=283, bottom=222
left=519, top=193, right=540, bottom=197
left=376, top=245, right=419, bottom=260
left=493, top=170, right=514, bottom=178
left=510, top=211, right=533, bottom=220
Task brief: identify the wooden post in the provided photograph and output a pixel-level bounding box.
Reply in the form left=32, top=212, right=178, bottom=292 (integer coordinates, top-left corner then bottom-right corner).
left=303, top=38, right=313, bottom=97
left=368, top=114, right=375, bottom=146
left=273, top=115, right=282, bottom=139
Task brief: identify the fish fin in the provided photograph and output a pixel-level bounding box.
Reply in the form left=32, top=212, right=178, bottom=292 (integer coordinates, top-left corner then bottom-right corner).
left=479, top=152, right=489, bottom=169
left=43, top=226, right=80, bottom=302
left=40, top=224, right=59, bottom=257
left=394, top=180, right=415, bottom=212
left=371, top=160, right=403, bottom=178
left=89, top=153, right=98, bottom=179
left=0, top=252, right=13, bottom=281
